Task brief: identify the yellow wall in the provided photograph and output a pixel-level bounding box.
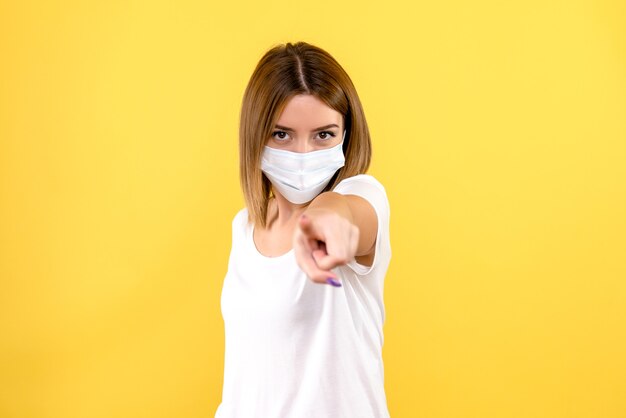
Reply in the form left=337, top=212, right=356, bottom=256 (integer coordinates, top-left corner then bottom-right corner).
left=1, top=1, right=624, bottom=417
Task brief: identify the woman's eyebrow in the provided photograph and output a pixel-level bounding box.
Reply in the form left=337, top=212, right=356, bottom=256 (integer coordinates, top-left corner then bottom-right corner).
left=274, top=124, right=339, bottom=132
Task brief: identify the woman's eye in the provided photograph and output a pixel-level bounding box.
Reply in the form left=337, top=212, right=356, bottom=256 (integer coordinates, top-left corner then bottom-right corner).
left=317, top=131, right=336, bottom=140
left=271, top=131, right=290, bottom=141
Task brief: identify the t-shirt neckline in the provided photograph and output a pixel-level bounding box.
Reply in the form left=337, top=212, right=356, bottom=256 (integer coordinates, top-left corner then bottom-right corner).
left=248, top=221, right=295, bottom=261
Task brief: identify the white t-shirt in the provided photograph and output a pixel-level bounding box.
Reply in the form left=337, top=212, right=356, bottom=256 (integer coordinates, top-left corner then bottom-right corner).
left=215, top=174, right=392, bottom=418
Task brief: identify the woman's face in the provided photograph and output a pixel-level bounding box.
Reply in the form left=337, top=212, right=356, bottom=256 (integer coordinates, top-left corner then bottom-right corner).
left=267, top=94, right=344, bottom=153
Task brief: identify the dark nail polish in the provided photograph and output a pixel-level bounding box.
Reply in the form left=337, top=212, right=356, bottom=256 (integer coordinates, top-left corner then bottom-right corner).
left=326, top=277, right=342, bottom=287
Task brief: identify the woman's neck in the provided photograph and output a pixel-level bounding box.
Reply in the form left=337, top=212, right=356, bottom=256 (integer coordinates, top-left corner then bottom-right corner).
left=267, top=193, right=308, bottom=229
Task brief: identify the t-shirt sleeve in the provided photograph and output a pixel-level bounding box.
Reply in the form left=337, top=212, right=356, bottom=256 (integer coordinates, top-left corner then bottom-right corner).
left=332, top=174, right=391, bottom=276
left=230, top=207, right=248, bottom=244
left=232, top=207, right=247, bottom=229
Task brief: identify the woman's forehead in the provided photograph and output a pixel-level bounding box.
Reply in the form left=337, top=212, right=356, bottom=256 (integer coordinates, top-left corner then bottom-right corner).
left=276, top=95, right=343, bottom=128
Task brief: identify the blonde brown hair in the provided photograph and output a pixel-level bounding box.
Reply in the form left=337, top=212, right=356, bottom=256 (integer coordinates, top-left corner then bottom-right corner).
left=239, top=41, right=372, bottom=228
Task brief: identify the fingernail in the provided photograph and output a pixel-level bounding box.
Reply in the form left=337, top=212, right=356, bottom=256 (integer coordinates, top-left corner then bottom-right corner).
left=326, top=277, right=342, bottom=287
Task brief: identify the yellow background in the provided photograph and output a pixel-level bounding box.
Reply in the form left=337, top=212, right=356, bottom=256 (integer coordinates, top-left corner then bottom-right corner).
left=1, top=1, right=625, bottom=417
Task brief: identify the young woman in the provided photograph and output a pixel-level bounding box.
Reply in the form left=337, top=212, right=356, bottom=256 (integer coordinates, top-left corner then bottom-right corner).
left=215, top=41, right=392, bottom=418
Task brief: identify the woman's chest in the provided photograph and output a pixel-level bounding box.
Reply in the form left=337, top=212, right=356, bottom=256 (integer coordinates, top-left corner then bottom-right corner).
left=220, top=252, right=333, bottom=335
left=253, top=224, right=295, bottom=257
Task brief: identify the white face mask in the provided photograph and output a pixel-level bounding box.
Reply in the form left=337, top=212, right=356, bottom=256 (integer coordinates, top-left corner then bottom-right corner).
left=260, top=130, right=346, bottom=204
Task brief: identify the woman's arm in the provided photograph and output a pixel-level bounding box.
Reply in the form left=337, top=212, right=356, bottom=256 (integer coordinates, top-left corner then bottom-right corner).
left=292, top=191, right=378, bottom=284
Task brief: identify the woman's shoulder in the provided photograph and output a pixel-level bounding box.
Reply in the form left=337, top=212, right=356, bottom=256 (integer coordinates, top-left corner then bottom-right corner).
left=231, top=207, right=250, bottom=231
left=333, top=174, right=387, bottom=200
left=333, top=173, right=387, bottom=196
left=333, top=173, right=390, bottom=223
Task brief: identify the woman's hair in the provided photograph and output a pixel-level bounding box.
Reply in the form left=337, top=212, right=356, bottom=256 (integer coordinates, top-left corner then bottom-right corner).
left=239, top=41, right=372, bottom=227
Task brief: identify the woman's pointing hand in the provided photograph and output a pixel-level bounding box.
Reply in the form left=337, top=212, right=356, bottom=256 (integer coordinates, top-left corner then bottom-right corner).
left=292, top=210, right=359, bottom=287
